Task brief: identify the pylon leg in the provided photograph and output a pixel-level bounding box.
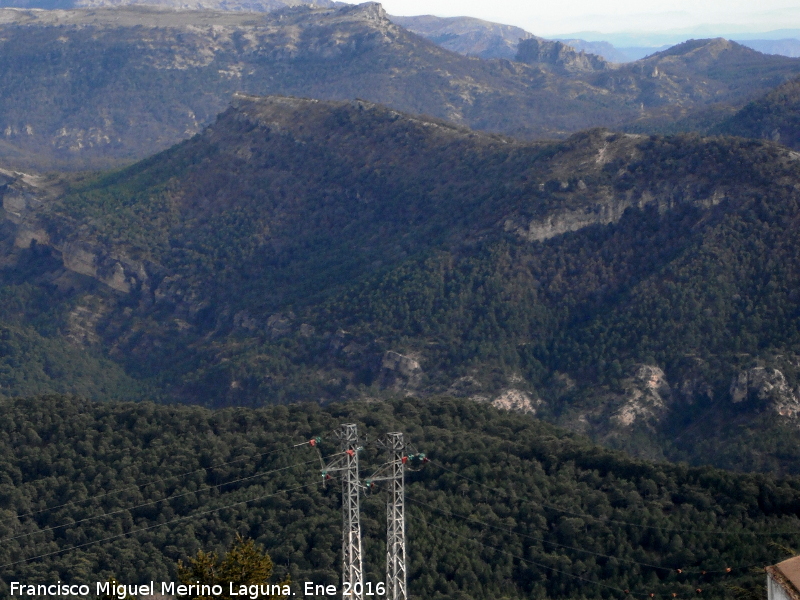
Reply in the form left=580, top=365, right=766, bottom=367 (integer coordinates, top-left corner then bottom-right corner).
left=341, top=424, right=364, bottom=600
left=386, top=432, right=407, bottom=600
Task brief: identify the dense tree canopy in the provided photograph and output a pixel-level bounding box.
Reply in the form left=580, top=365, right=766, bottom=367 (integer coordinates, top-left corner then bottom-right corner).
left=0, top=396, right=799, bottom=599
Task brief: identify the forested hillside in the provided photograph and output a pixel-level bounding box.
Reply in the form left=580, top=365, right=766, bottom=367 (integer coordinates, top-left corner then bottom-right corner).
left=2, top=95, right=800, bottom=472
left=715, top=76, right=800, bottom=149
left=3, top=97, right=800, bottom=471
left=1, top=395, right=799, bottom=600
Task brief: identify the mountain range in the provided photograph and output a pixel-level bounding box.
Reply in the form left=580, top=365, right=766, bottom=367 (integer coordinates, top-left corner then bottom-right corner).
left=393, top=18, right=800, bottom=63
left=0, top=3, right=798, bottom=171
left=389, top=14, right=535, bottom=60
left=0, top=2, right=626, bottom=169
left=3, top=0, right=799, bottom=63
left=2, top=0, right=800, bottom=594
left=2, top=93, right=800, bottom=473
left=0, top=0, right=340, bottom=10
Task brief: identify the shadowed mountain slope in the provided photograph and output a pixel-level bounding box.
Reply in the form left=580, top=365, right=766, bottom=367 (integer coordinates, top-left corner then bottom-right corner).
left=3, top=95, right=800, bottom=472
left=714, top=76, right=800, bottom=149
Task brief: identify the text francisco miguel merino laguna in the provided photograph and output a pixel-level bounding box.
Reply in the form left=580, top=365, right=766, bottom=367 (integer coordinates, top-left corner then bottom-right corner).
left=10, top=581, right=296, bottom=599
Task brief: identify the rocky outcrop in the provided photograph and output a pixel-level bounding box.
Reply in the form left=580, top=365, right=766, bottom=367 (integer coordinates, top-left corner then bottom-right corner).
left=730, top=367, right=800, bottom=418
left=60, top=241, right=147, bottom=293
left=0, top=170, right=151, bottom=294
left=514, top=196, right=634, bottom=242
left=612, top=365, right=673, bottom=427
left=266, top=312, right=293, bottom=338
left=0, top=169, right=51, bottom=248
left=66, top=299, right=108, bottom=346
left=516, top=38, right=609, bottom=73
left=380, top=350, right=422, bottom=390
left=490, top=388, right=540, bottom=414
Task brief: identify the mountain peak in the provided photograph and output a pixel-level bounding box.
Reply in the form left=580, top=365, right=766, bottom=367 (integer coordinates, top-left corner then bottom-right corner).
left=339, top=1, right=386, bottom=21
left=643, top=37, right=780, bottom=64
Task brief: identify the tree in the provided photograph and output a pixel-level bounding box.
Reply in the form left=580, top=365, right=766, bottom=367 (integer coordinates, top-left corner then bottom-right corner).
left=177, top=534, right=291, bottom=600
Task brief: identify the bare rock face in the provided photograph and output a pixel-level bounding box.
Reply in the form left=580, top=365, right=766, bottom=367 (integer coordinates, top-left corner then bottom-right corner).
left=516, top=38, right=609, bottom=73
left=60, top=241, right=146, bottom=293
left=612, top=365, right=672, bottom=427
left=1, top=169, right=51, bottom=249
left=65, top=298, right=109, bottom=347
left=516, top=196, right=634, bottom=242
left=380, top=350, right=422, bottom=390
left=0, top=170, right=151, bottom=294
left=490, top=388, right=540, bottom=414
left=730, top=367, right=800, bottom=418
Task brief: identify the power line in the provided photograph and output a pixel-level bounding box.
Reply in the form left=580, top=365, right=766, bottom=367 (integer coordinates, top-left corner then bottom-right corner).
left=0, top=478, right=319, bottom=570
left=361, top=416, right=776, bottom=539
left=0, top=456, right=330, bottom=545
left=407, top=512, right=646, bottom=598
left=429, top=460, right=800, bottom=537
left=0, top=439, right=313, bottom=526
left=406, top=496, right=761, bottom=576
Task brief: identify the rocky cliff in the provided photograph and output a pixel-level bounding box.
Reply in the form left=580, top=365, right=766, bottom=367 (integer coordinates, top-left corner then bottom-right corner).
left=516, top=38, right=610, bottom=73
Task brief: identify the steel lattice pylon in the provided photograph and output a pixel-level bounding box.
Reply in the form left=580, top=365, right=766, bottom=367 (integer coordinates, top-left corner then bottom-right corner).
left=340, top=424, right=364, bottom=600
left=386, top=432, right=407, bottom=600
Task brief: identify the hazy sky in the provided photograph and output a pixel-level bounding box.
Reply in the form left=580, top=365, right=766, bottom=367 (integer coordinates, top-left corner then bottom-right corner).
left=360, top=0, right=800, bottom=37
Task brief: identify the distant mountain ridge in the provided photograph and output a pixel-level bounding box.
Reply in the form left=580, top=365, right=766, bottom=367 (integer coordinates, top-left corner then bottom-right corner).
left=389, top=16, right=800, bottom=63
left=0, top=0, right=339, bottom=9
left=389, top=14, right=534, bottom=60
left=0, top=2, right=798, bottom=171
left=3, top=0, right=797, bottom=63
left=0, top=2, right=642, bottom=170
